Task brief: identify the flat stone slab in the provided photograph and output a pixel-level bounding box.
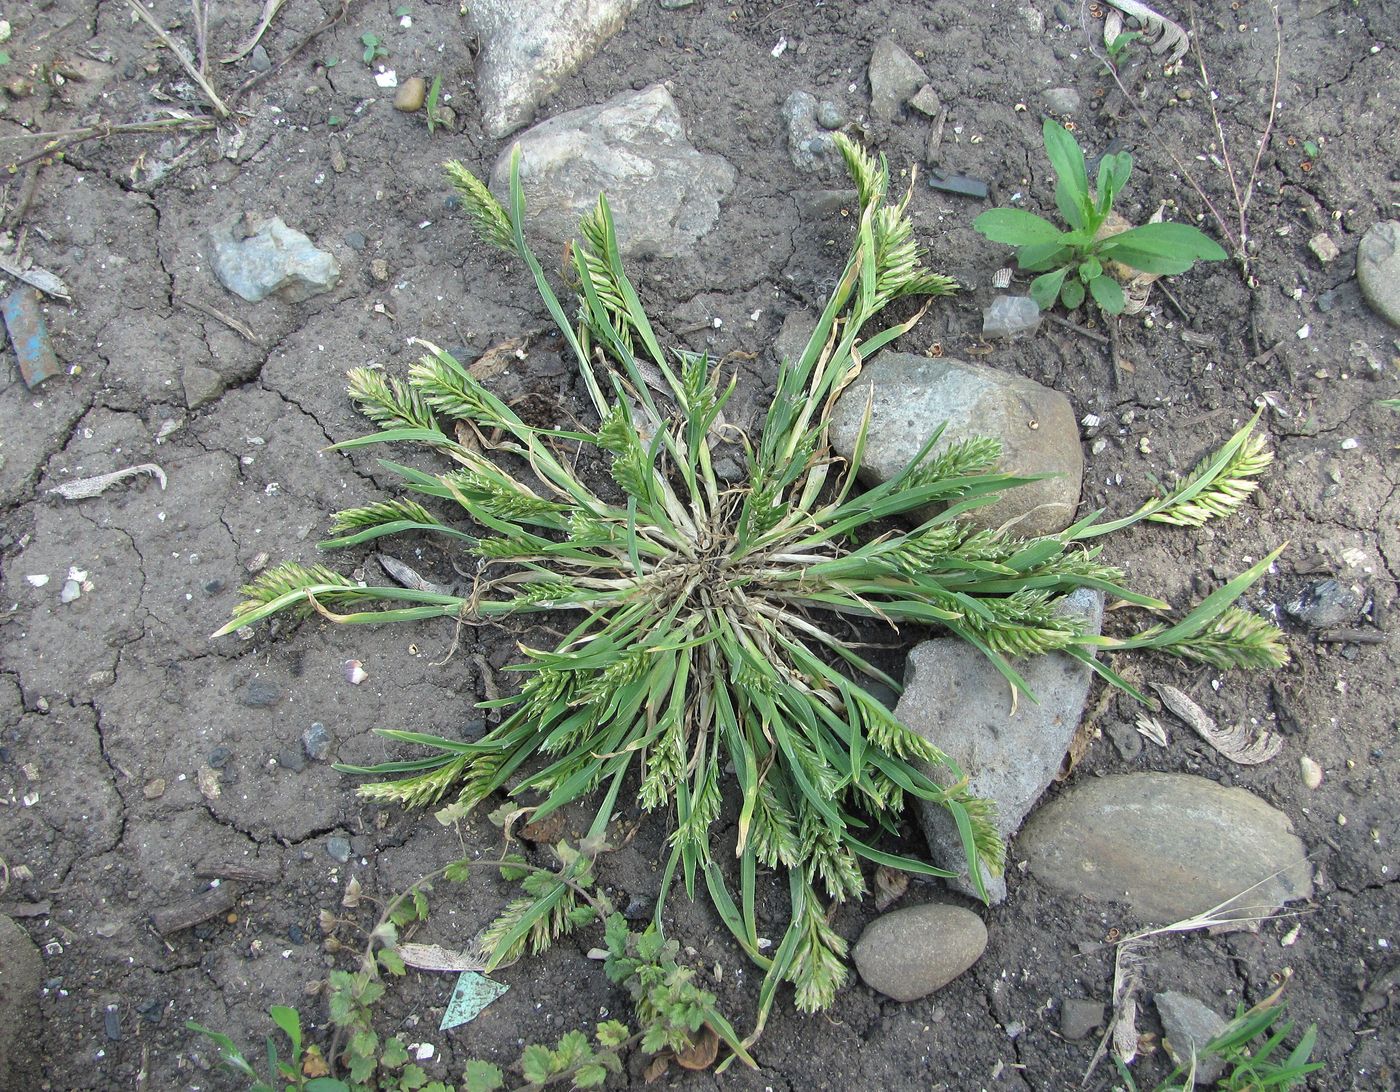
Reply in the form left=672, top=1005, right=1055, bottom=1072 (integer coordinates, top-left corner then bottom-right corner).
left=898, top=589, right=1104, bottom=903
left=829, top=353, right=1083, bottom=537
left=471, top=0, right=641, bottom=138
left=852, top=902, right=987, bottom=1002
left=492, top=85, right=736, bottom=260
left=1019, top=772, right=1313, bottom=922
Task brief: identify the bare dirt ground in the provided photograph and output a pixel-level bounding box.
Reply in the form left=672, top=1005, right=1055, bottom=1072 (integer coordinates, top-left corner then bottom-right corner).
left=1, top=1, right=1397, bottom=1089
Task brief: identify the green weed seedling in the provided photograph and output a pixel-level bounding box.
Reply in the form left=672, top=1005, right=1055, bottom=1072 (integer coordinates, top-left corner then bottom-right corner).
left=974, top=119, right=1227, bottom=313
left=1115, top=995, right=1322, bottom=1091
left=219, top=134, right=1285, bottom=1040
left=361, top=33, right=388, bottom=66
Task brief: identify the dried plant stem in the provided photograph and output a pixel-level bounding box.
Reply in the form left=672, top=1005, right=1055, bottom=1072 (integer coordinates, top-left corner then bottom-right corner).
left=1, top=117, right=216, bottom=172
left=125, top=0, right=230, bottom=118
left=1093, top=0, right=1283, bottom=283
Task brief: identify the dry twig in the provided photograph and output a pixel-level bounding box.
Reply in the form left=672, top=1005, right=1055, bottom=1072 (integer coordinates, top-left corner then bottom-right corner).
left=125, top=0, right=230, bottom=118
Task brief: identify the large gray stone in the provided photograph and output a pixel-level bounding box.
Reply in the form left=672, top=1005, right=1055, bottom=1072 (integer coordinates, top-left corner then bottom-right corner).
left=868, top=40, right=926, bottom=123
left=829, top=353, right=1083, bottom=537
left=852, top=903, right=987, bottom=1002
left=1357, top=220, right=1400, bottom=327
left=1019, top=773, right=1313, bottom=922
left=470, top=0, right=641, bottom=139
left=209, top=216, right=339, bottom=303
left=1155, top=991, right=1229, bottom=1084
left=492, top=85, right=736, bottom=260
left=898, top=589, right=1104, bottom=903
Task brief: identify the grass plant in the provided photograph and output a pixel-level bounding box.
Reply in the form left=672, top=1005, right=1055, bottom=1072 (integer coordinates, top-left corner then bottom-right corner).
left=217, top=135, right=1284, bottom=1035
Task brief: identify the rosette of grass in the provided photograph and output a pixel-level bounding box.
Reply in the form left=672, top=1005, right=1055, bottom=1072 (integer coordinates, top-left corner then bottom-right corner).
left=217, top=136, right=1286, bottom=1036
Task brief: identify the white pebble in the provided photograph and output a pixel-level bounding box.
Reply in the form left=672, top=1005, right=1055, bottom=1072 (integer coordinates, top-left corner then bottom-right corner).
left=1298, top=755, right=1323, bottom=789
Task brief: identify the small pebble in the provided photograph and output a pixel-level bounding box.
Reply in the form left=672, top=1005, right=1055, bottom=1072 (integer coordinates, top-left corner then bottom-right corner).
left=142, top=779, right=166, bottom=800
left=104, top=1007, right=121, bottom=1041
left=250, top=44, right=271, bottom=73
left=1299, top=755, right=1323, bottom=789
left=816, top=99, right=846, bottom=129
left=394, top=76, right=426, bottom=112
left=370, top=258, right=390, bottom=282
left=288, top=923, right=305, bottom=944
left=207, top=746, right=233, bottom=769
left=239, top=678, right=281, bottom=708
left=303, top=722, right=334, bottom=761
left=344, top=660, right=368, bottom=685
left=909, top=85, right=941, bottom=117
left=203, top=578, right=225, bottom=595
left=326, top=836, right=352, bottom=863
left=1308, top=233, right=1340, bottom=263
left=1060, top=998, right=1105, bottom=1040
left=276, top=747, right=306, bottom=773
left=343, top=230, right=367, bottom=252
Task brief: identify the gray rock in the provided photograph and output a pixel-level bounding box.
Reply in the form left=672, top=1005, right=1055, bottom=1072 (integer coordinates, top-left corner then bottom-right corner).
left=795, top=189, right=857, bottom=218
left=239, top=678, right=281, bottom=708
left=302, top=722, right=333, bottom=761
left=909, top=85, right=942, bottom=117
left=1059, top=997, right=1105, bottom=1040
left=182, top=364, right=223, bottom=409
left=897, top=589, right=1104, bottom=903
left=868, top=39, right=926, bottom=122
left=250, top=44, right=271, bottom=73
left=1155, top=991, right=1229, bottom=1084
left=1284, top=578, right=1366, bottom=628
left=783, top=91, right=843, bottom=174
left=325, top=836, right=352, bottom=864
left=1357, top=220, right=1400, bottom=327
left=829, top=353, right=1084, bottom=537
left=983, top=295, right=1043, bottom=339
left=1041, top=86, right=1081, bottom=115
left=209, top=216, right=340, bottom=303
left=0, top=915, right=41, bottom=1088
left=1020, top=773, right=1314, bottom=922
left=276, top=746, right=305, bottom=773
left=470, top=0, right=641, bottom=138
left=852, top=903, right=987, bottom=1002
left=816, top=99, right=847, bottom=129
left=492, top=85, right=736, bottom=260
left=1106, top=719, right=1143, bottom=761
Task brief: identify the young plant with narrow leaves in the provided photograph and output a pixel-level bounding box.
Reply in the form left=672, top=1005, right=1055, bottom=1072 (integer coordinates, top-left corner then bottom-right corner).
left=974, top=119, right=1227, bottom=313
left=217, top=135, right=1285, bottom=1036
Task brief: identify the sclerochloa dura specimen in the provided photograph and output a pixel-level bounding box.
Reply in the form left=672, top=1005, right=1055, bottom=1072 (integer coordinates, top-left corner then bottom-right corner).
left=217, top=136, right=1285, bottom=1041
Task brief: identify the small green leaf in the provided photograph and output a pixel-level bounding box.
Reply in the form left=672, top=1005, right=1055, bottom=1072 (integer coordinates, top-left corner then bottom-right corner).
left=1029, top=266, right=1070, bottom=310
left=378, top=948, right=407, bottom=976
left=1089, top=274, right=1125, bottom=314
left=1015, top=240, right=1074, bottom=272
left=596, top=1019, right=630, bottom=1048
left=1078, top=256, right=1102, bottom=282
left=1043, top=119, right=1090, bottom=230
left=463, top=1059, right=505, bottom=1092
left=1060, top=277, right=1086, bottom=309
left=381, top=1037, right=411, bottom=1069
left=520, top=1044, right=554, bottom=1085
left=972, top=208, right=1061, bottom=245
left=1302, top=139, right=1320, bottom=158
left=268, top=1006, right=303, bottom=1057
left=575, top=1062, right=609, bottom=1088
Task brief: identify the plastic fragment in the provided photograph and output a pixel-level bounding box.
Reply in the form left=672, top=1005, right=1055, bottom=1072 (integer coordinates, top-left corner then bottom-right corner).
left=927, top=170, right=989, bottom=199
left=982, top=295, right=1042, bottom=339
left=2, top=286, right=61, bottom=389
left=439, top=971, right=509, bottom=1030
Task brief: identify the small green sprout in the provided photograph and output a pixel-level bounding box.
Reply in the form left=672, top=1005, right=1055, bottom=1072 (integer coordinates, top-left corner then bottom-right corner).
left=974, top=119, right=1228, bottom=313
left=360, top=33, right=388, bottom=66
left=425, top=75, right=446, bottom=134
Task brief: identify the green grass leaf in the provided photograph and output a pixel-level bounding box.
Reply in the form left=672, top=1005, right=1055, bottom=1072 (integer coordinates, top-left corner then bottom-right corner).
left=972, top=208, right=1062, bottom=245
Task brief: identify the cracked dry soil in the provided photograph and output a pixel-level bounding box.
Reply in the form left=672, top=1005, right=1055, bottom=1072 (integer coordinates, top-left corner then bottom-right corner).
left=1, top=1, right=1397, bottom=1089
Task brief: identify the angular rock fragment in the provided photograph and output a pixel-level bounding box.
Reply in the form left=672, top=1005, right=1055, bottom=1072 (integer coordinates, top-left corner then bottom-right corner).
left=209, top=216, right=339, bottom=303
left=492, top=85, right=735, bottom=259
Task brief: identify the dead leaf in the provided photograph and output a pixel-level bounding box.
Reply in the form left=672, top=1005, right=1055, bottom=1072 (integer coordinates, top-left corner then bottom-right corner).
left=341, top=875, right=362, bottom=909
left=1135, top=715, right=1169, bottom=747
left=675, top=1026, right=719, bottom=1071
left=642, top=1054, right=671, bottom=1083
left=47, top=463, right=167, bottom=500
left=1153, top=683, right=1283, bottom=765
left=468, top=336, right=529, bottom=382
left=520, top=811, right=567, bottom=844
left=873, top=865, right=909, bottom=911
left=396, top=942, right=487, bottom=973
left=1111, top=995, right=1139, bottom=1065
left=378, top=554, right=453, bottom=596
left=1057, top=716, right=1099, bottom=781
left=301, top=1045, right=330, bottom=1079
